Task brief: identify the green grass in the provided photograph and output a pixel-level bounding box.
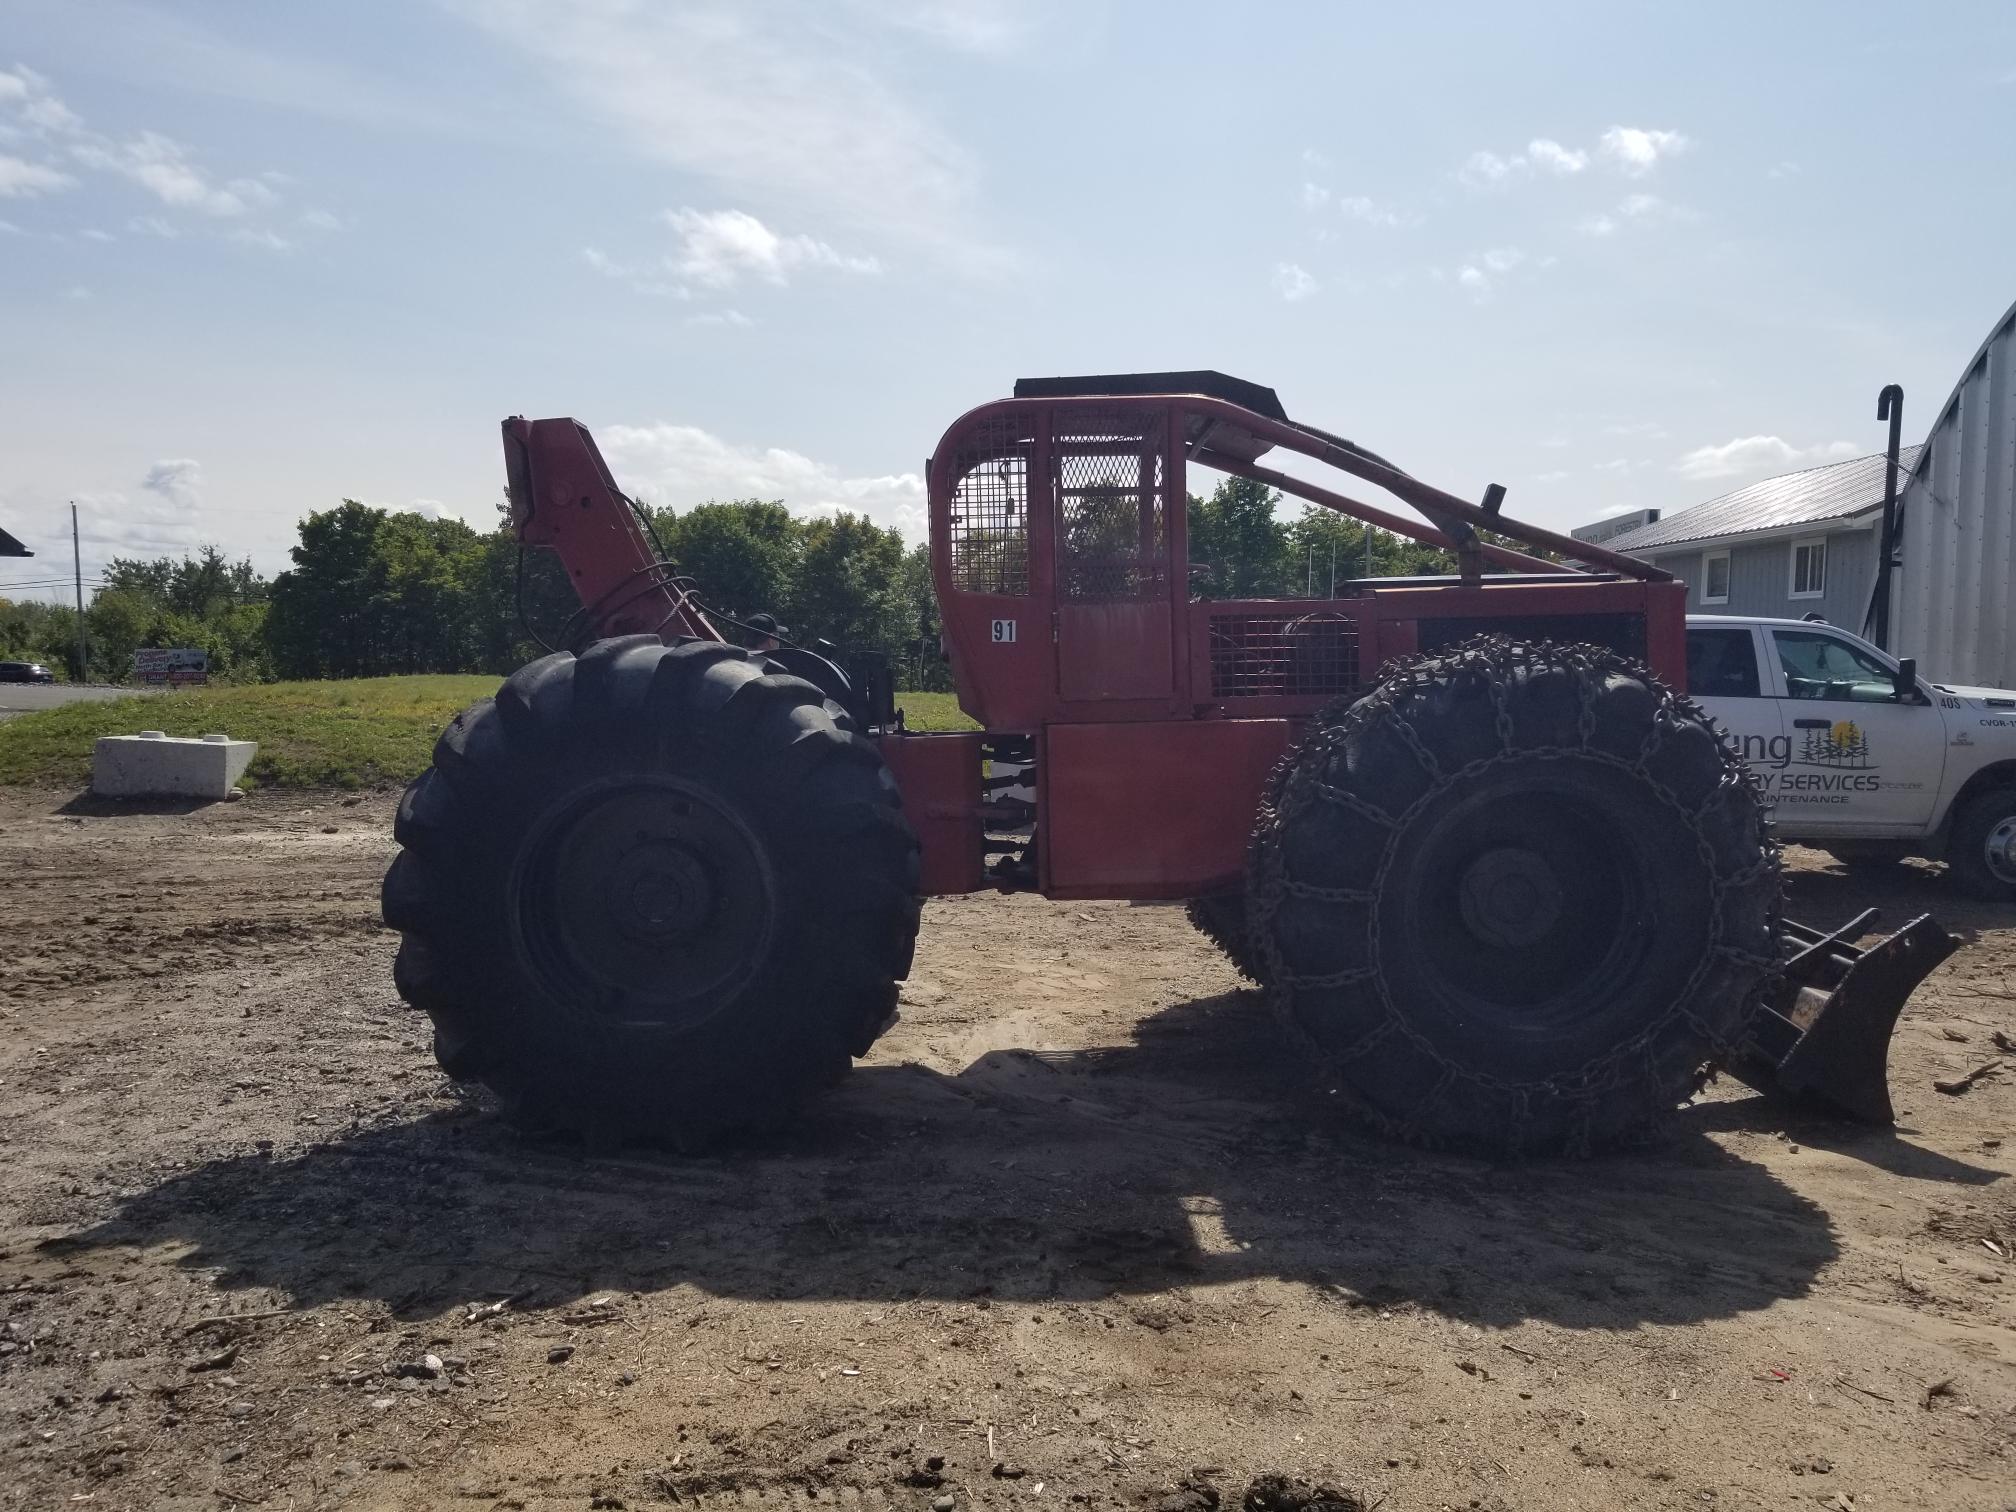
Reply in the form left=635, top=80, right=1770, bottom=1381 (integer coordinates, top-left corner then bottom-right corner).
left=0, top=676, right=496, bottom=789
left=0, top=676, right=980, bottom=789
left=894, top=690, right=978, bottom=732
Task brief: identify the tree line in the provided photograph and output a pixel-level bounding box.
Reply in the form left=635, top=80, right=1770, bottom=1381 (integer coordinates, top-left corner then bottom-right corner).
left=0, top=479, right=1461, bottom=686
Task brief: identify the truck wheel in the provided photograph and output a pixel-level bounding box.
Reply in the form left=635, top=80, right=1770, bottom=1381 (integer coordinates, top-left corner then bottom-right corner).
left=1248, top=637, right=1782, bottom=1154
left=1946, top=789, right=2016, bottom=901
left=382, top=636, right=921, bottom=1146
left=1185, top=894, right=1264, bottom=984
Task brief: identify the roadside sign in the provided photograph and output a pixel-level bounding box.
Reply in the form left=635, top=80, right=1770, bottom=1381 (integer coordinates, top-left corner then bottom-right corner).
left=134, top=647, right=209, bottom=687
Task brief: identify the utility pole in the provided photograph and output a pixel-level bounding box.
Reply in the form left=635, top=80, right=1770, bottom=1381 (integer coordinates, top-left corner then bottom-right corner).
left=71, top=502, right=88, bottom=683
left=1364, top=521, right=1375, bottom=578
left=1328, top=538, right=1337, bottom=597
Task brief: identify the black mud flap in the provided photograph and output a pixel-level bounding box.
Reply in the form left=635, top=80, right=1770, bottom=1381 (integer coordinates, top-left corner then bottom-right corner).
left=1725, top=911, right=1960, bottom=1122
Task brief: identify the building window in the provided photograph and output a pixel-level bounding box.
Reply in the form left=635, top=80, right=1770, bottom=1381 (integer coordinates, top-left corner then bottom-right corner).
left=1701, top=550, right=1730, bottom=605
left=1789, top=536, right=1826, bottom=599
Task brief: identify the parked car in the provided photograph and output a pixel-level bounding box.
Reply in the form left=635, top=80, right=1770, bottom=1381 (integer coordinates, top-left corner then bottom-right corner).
left=0, top=660, right=55, bottom=683
left=1687, top=614, right=2016, bottom=899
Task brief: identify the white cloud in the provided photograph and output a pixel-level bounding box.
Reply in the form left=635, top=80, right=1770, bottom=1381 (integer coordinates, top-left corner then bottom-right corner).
left=662, top=207, right=879, bottom=288
left=1337, top=194, right=1415, bottom=228
left=1459, top=149, right=1525, bottom=188
left=1453, top=247, right=1528, bottom=302
left=1300, top=181, right=1330, bottom=210
left=2, top=64, right=314, bottom=242
left=298, top=208, right=342, bottom=232
left=63, top=284, right=91, bottom=301
left=1272, top=261, right=1318, bottom=301
left=1579, top=193, right=1691, bottom=236
left=443, top=0, right=998, bottom=271
left=1592, top=458, right=1637, bottom=473
left=1603, top=420, right=1669, bottom=439
left=600, top=422, right=927, bottom=539
left=0, top=217, right=20, bottom=234
left=80, top=227, right=113, bottom=242
left=1465, top=126, right=1691, bottom=190
left=228, top=226, right=291, bottom=251
left=1598, top=126, right=1689, bottom=176
left=849, top=0, right=1030, bottom=53
left=0, top=153, right=74, bottom=197
left=1673, top=436, right=1859, bottom=481
left=128, top=215, right=178, bottom=238
left=71, top=131, right=252, bottom=216
left=584, top=209, right=877, bottom=303
left=1533, top=469, right=1570, bottom=483
left=1526, top=137, right=1588, bottom=174
left=1767, top=160, right=1800, bottom=180
left=142, top=458, right=203, bottom=509
left=687, top=308, right=754, bottom=328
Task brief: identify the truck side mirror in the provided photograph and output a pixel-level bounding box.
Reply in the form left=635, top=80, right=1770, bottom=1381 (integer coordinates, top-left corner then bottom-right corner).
left=1892, top=656, right=1918, bottom=703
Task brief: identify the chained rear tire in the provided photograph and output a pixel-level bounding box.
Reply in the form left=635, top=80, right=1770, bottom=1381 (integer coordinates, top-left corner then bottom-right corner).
left=382, top=636, right=920, bottom=1146
left=1185, top=894, right=1264, bottom=984
left=1248, top=638, right=1782, bottom=1154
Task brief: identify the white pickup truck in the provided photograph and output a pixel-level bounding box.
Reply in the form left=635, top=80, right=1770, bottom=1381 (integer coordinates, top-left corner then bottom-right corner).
left=1686, top=615, right=2016, bottom=899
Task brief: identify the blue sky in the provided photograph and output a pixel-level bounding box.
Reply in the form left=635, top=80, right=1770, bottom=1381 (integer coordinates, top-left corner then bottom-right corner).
left=2, top=0, right=2012, bottom=599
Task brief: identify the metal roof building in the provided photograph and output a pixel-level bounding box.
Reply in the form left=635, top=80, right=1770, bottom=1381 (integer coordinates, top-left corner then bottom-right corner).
left=1596, top=447, right=1921, bottom=632
left=1592, top=296, right=2016, bottom=686
left=1890, top=297, right=2016, bottom=688
left=1603, top=447, right=1923, bottom=555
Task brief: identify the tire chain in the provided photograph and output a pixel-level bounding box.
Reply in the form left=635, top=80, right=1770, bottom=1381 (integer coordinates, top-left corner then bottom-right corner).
left=1249, top=635, right=1786, bottom=1152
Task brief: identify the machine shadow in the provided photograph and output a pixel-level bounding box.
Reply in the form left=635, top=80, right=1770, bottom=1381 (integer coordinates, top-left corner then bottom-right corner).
left=48, top=991, right=1840, bottom=1332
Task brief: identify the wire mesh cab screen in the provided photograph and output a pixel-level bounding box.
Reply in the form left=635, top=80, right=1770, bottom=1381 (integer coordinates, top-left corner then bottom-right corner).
left=1207, top=612, right=1361, bottom=698
left=1051, top=406, right=1168, bottom=603
left=947, top=414, right=1031, bottom=596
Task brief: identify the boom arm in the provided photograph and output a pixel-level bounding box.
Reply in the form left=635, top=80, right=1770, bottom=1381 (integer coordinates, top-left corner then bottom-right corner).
left=501, top=416, right=721, bottom=645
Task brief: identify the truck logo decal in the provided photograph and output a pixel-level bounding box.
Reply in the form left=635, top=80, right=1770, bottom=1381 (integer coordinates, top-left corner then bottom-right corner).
left=1799, top=720, right=1872, bottom=768
left=1726, top=723, right=1883, bottom=801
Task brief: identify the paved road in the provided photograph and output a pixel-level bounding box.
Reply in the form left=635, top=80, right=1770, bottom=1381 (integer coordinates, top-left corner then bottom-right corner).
left=0, top=683, right=151, bottom=721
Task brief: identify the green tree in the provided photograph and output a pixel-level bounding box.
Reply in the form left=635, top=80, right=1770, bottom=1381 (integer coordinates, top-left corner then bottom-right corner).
left=787, top=512, right=910, bottom=655
left=266, top=501, right=393, bottom=678
left=658, top=500, right=800, bottom=626
left=1187, top=477, right=1290, bottom=598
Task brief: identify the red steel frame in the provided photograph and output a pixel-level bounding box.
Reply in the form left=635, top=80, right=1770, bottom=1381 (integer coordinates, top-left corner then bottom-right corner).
left=503, top=389, right=1686, bottom=906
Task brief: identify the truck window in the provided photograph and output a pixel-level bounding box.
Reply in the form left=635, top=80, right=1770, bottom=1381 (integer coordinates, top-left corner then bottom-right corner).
left=1685, top=627, right=1760, bottom=697
left=1772, top=629, right=1899, bottom=703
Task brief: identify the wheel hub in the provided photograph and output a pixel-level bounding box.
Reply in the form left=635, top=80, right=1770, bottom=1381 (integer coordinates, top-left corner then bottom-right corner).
left=609, top=843, right=714, bottom=938
left=1457, top=846, right=1565, bottom=948
left=517, top=778, right=775, bottom=1030
left=1987, top=816, right=2016, bottom=885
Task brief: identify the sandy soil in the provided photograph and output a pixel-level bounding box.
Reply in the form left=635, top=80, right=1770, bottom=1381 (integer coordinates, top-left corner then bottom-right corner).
left=0, top=786, right=2010, bottom=1512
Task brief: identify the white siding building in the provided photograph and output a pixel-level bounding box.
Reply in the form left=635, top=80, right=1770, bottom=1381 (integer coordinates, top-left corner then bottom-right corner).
left=1891, top=298, right=2016, bottom=688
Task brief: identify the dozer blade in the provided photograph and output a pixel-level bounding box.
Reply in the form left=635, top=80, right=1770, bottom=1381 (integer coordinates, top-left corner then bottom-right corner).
left=1726, top=910, right=1960, bottom=1123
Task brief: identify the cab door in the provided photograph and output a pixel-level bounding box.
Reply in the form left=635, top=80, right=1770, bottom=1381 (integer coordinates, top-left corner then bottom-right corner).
left=1763, top=625, right=1945, bottom=834
left=1687, top=623, right=1784, bottom=785
left=1050, top=406, right=1176, bottom=704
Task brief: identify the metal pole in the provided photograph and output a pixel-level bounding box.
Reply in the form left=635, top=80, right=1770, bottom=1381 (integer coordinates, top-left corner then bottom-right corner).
left=1328, top=538, right=1337, bottom=597
left=1870, top=385, right=1903, bottom=651
left=1364, top=519, right=1374, bottom=577
left=1305, top=543, right=1313, bottom=596
left=71, top=502, right=87, bottom=682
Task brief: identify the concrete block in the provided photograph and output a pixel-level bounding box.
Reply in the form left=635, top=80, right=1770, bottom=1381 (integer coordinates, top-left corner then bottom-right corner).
left=93, top=731, right=256, bottom=799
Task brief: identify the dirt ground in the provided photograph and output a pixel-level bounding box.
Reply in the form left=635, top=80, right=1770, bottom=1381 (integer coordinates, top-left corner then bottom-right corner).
left=0, top=787, right=2011, bottom=1512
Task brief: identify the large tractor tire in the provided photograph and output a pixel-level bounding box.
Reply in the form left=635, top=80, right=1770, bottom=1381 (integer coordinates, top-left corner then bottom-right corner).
left=1185, top=894, right=1263, bottom=984
left=382, top=636, right=921, bottom=1146
left=1248, top=637, right=1782, bottom=1154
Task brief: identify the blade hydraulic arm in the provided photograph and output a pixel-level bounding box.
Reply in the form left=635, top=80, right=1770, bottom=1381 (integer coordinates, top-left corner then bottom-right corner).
left=501, top=416, right=720, bottom=645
